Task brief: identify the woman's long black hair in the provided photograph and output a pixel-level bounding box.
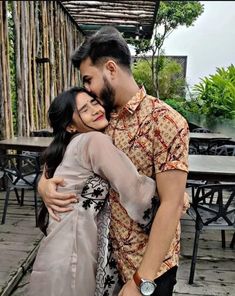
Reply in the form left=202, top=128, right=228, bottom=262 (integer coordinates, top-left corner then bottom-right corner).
left=38, top=87, right=95, bottom=235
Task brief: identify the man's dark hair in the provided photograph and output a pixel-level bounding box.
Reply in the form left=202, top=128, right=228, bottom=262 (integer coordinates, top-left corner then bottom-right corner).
left=71, top=26, right=131, bottom=71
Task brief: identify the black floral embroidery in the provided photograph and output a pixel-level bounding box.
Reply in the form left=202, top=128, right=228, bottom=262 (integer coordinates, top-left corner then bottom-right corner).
left=82, top=184, right=89, bottom=193
left=83, top=199, right=93, bottom=209
left=95, top=201, right=105, bottom=211
left=104, top=275, right=116, bottom=288
left=93, top=187, right=104, bottom=198
left=95, top=201, right=120, bottom=296
left=138, top=196, right=160, bottom=234
left=81, top=174, right=109, bottom=211
left=109, top=258, right=117, bottom=270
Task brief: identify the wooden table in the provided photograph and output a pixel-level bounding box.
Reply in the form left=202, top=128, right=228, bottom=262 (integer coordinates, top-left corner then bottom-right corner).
left=190, top=132, right=231, bottom=141
left=188, top=155, right=235, bottom=182
left=0, top=137, right=52, bottom=153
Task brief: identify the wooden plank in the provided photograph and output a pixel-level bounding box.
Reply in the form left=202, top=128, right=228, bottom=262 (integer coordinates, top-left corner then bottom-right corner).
left=2, top=190, right=234, bottom=296
left=174, top=279, right=235, bottom=296
left=0, top=190, right=43, bottom=294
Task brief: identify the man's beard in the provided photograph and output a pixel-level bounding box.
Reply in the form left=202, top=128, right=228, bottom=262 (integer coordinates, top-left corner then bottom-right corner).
left=99, top=77, right=115, bottom=120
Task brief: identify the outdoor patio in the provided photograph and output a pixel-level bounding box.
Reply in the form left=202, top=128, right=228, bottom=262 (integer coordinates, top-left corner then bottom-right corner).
left=0, top=1, right=234, bottom=296
left=0, top=189, right=234, bottom=296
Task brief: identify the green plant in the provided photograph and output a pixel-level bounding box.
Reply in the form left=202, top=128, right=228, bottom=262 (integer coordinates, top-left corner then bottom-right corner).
left=193, top=65, right=235, bottom=119
left=164, top=98, right=189, bottom=118
left=130, top=1, right=204, bottom=96
left=132, top=57, right=186, bottom=99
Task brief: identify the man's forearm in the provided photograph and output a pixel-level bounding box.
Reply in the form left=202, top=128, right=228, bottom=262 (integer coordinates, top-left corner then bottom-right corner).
left=137, top=200, right=183, bottom=280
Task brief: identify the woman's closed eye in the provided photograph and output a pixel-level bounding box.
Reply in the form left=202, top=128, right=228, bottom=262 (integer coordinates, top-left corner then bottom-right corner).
left=80, top=107, right=88, bottom=114
left=91, top=99, right=99, bottom=105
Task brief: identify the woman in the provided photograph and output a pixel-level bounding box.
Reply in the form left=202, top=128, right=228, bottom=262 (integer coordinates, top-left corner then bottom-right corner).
left=29, top=87, right=156, bottom=296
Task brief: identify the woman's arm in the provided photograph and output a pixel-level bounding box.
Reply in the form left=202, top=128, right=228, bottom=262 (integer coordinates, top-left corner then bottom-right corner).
left=83, top=132, right=156, bottom=224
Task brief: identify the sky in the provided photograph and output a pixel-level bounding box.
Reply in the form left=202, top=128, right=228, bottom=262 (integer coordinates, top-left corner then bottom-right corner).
left=163, top=1, right=235, bottom=89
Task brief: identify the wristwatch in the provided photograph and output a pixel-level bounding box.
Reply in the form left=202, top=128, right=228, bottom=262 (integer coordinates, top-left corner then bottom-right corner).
left=133, top=271, right=157, bottom=296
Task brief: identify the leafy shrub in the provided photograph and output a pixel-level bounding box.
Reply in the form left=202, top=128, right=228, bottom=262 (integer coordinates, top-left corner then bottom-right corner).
left=164, top=98, right=189, bottom=118
left=192, top=65, right=235, bottom=119
left=132, top=57, right=186, bottom=99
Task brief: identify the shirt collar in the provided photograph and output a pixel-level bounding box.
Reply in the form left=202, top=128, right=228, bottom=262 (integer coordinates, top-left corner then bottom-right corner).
left=110, top=86, right=147, bottom=118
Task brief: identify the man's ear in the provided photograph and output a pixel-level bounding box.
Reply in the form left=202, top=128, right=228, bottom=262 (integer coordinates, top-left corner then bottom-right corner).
left=104, top=60, right=117, bottom=77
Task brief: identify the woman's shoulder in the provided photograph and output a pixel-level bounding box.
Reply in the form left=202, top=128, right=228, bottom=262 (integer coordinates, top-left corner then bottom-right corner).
left=70, top=132, right=112, bottom=149
left=82, top=131, right=111, bottom=141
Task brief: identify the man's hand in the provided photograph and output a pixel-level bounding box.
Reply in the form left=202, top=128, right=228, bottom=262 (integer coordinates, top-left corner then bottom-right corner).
left=118, top=279, right=141, bottom=296
left=38, top=174, right=78, bottom=221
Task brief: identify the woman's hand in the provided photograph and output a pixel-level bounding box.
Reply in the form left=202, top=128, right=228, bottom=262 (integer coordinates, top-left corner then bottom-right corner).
left=38, top=174, right=78, bottom=221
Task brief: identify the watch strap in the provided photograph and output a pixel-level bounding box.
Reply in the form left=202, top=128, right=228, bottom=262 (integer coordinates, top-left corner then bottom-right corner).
left=133, top=270, right=142, bottom=287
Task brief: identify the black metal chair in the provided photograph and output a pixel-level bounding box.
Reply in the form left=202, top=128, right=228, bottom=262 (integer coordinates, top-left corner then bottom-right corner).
left=0, top=154, right=41, bottom=226
left=30, top=130, right=53, bottom=137
left=189, top=145, right=198, bottom=155
left=187, top=183, right=235, bottom=284
left=0, top=170, right=5, bottom=190
left=214, top=144, right=235, bottom=156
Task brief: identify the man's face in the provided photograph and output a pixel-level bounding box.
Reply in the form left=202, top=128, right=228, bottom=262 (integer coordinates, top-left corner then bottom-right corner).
left=79, top=58, right=116, bottom=114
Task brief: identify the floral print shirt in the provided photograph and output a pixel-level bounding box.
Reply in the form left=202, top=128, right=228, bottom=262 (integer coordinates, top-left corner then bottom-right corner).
left=105, top=87, right=189, bottom=281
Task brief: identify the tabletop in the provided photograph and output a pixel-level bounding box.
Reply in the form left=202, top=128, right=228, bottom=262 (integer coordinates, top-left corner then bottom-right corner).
left=0, top=137, right=52, bottom=152
left=188, top=155, right=235, bottom=182
left=189, top=132, right=231, bottom=141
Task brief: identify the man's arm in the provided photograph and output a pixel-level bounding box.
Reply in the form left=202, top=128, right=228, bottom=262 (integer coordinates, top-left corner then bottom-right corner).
left=38, top=168, right=78, bottom=221
left=118, top=169, right=187, bottom=296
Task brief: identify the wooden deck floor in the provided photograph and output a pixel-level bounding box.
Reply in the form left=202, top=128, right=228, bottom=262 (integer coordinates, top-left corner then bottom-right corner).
left=0, top=190, right=43, bottom=296
left=0, top=189, right=234, bottom=296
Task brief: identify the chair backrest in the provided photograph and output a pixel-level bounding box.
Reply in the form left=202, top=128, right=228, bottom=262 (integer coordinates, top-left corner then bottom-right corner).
left=191, top=184, right=235, bottom=229
left=189, top=145, right=198, bottom=155
left=0, top=154, right=41, bottom=187
left=215, top=145, right=235, bottom=156
left=30, top=130, right=53, bottom=137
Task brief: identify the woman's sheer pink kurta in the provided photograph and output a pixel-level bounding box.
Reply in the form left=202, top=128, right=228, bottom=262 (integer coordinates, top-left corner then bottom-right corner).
left=30, top=132, right=156, bottom=296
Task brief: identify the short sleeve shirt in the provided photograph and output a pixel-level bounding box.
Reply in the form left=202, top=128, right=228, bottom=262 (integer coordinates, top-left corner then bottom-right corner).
left=105, top=87, right=189, bottom=281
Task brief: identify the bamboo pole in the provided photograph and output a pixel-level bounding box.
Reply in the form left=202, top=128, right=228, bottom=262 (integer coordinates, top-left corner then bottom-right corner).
left=0, top=2, right=5, bottom=140
left=12, top=2, right=22, bottom=136
left=27, top=1, right=34, bottom=133
left=49, top=1, right=55, bottom=104
left=4, top=1, right=13, bottom=138
left=0, top=1, right=13, bottom=139
left=35, top=1, right=42, bottom=129
left=1, top=0, right=84, bottom=137
left=31, top=1, right=39, bottom=130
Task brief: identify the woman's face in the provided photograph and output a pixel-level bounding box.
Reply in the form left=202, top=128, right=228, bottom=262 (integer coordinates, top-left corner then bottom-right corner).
left=72, top=92, right=109, bottom=133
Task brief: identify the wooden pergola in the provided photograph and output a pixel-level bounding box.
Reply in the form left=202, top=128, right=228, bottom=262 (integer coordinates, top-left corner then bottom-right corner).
left=0, top=1, right=159, bottom=139
left=60, top=0, right=159, bottom=39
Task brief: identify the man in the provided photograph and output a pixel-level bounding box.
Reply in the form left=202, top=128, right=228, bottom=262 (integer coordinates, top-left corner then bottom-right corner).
left=38, top=26, right=189, bottom=296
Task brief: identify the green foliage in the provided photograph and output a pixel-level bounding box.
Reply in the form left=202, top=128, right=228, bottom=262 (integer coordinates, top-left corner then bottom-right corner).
left=132, top=59, right=153, bottom=94
left=132, top=57, right=186, bottom=99
left=130, top=1, right=204, bottom=96
left=193, top=65, right=235, bottom=119
left=164, top=98, right=189, bottom=118
left=158, top=58, right=185, bottom=99
left=156, top=1, right=204, bottom=29
left=153, top=1, right=204, bottom=52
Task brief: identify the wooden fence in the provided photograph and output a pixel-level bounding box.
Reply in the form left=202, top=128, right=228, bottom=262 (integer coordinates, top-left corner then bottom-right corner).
left=0, top=1, right=83, bottom=139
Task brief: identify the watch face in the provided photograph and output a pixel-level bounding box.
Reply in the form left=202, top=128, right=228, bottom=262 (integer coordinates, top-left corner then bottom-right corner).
left=140, top=281, right=156, bottom=296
